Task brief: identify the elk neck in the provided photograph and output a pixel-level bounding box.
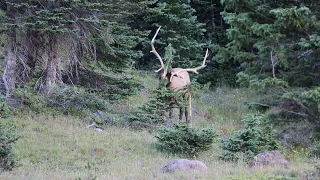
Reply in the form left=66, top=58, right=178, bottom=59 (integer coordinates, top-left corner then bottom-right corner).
left=166, top=68, right=190, bottom=91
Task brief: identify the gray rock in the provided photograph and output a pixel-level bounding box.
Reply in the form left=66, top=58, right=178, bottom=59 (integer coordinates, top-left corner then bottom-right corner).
left=128, top=121, right=152, bottom=129
left=94, top=110, right=116, bottom=125
left=87, top=122, right=104, bottom=132
left=248, top=150, right=291, bottom=168
left=161, top=159, right=207, bottom=173
left=277, top=124, right=313, bottom=150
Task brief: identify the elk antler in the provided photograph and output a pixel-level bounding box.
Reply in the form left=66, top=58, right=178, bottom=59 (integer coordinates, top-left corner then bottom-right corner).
left=169, top=49, right=209, bottom=82
left=151, top=26, right=166, bottom=76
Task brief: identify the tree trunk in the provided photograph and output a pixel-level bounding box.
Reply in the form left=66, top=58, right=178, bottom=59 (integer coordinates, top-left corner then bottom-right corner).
left=42, top=33, right=58, bottom=94
left=2, top=30, right=17, bottom=98
left=24, top=29, right=40, bottom=82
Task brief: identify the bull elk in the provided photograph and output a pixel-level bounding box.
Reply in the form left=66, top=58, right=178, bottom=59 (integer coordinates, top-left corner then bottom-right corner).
left=150, top=26, right=209, bottom=126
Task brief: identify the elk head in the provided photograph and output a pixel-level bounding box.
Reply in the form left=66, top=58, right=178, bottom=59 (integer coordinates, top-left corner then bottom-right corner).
left=150, top=26, right=209, bottom=125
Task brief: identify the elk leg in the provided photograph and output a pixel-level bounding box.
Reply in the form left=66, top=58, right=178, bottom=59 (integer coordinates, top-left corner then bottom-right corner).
left=179, top=108, right=183, bottom=121
left=185, top=106, right=188, bottom=123
left=189, top=92, right=192, bottom=126
left=168, top=102, right=173, bottom=119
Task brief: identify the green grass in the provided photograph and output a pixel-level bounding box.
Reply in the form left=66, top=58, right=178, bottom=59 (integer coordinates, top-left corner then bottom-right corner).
left=0, top=74, right=319, bottom=179
left=192, top=87, right=257, bottom=136
left=1, top=114, right=317, bottom=180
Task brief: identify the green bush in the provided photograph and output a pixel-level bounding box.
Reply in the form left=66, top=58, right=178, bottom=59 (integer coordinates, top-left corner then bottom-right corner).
left=309, top=142, right=320, bottom=158
left=220, top=114, right=279, bottom=161
left=126, top=98, right=166, bottom=124
left=0, top=97, right=10, bottom=118
left=12, top=87, right=46, bottom=113
left=0, top=123, right=20, bottom=171
left=155, top=124, right=218, bottom=157
left=127, top=67, right=201, bottom=124
left=127, top=87, right=181, bottom=124
left=47, top=86, right=109, bottom=116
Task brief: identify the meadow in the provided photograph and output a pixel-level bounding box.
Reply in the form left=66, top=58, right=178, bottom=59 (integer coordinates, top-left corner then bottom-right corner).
left=0, top=75, right=319, bottom=180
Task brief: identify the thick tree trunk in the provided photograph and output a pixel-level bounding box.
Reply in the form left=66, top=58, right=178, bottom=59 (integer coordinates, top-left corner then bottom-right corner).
left=23, top=29, right=40, bottom=82
left=1, top=0, right=17, bottom=98
left=2, top=31, right=17, bottom=98
left=62, top=40, right=82, bottom=84
left=42, top=33, right=58, bottom=94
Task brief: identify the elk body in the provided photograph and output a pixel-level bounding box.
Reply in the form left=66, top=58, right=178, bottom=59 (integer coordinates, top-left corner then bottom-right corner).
left=151, top=27, right=209, bottom=126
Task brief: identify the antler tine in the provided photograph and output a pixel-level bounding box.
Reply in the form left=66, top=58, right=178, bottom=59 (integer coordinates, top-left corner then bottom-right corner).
left=150, top=26, right=165, bottom=73
left=169, top=49, right=209, bottom=82
left=202, top=49, right=209, bottom=66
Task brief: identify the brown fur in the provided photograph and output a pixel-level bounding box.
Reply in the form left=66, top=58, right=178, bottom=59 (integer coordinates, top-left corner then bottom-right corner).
left=151, top=26, right=208, bottom=126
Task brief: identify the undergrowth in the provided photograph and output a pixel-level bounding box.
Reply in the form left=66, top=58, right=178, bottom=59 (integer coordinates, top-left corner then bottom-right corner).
left=0, top=123, right=20, bottom=171
left=155, top=124, right=218, bottom=157
left=220, top=113, right=279, bottom=161
left=0, top=115, right=316, bottom=179
left=0, top=73, right=318, bottom=179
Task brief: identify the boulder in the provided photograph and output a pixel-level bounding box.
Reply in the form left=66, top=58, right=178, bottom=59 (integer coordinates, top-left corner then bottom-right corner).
left=277, top=124, right=312, bottom=150
left=161, top=159, right=207, bottom=173
left=86, top=122, right=104, bottom=132
left=93, top=110, right=117, bottom=125
left=128, top=121, right=152, bottom=130
left=248, top=150, right=291, bottom=168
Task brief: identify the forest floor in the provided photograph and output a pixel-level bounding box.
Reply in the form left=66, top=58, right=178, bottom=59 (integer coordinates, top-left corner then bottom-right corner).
left=0, top=74, right=319, bottom=179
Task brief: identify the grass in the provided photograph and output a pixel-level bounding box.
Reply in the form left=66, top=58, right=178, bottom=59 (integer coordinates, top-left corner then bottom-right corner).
left=0, top=74, right=319, bottom=179
left=1, top=114, right=317, bottom=180
left=192, top=87, right=257, bottom=137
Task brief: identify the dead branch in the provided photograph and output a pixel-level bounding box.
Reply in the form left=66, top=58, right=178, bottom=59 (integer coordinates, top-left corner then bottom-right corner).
left=270, top=49, right=278, bottom=78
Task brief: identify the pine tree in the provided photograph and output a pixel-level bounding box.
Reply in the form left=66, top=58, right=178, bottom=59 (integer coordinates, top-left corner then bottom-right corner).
left=134, top=0, right=207, bottom=71
left=0, top=0, right=143, bottom=95
left=191, top=0, right=227, bottom=42
left=219, top=0, right=320, bottom=85
left=191, top=0, right=238, bottom=86
left=217, top=0, right=320, bottom=143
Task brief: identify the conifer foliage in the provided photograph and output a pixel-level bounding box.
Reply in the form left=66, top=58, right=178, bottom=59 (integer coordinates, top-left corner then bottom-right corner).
left=220, top=114, right=279, bottom=161
left=215, top=0, right=320, bottom=143
left=0, top=123, right=20, bottom=170
left=135, top=0, right=207, bottom=69
left=155, top=123, right=217, bottom=157
left=0, top=0, right=319, bottom=159
left=0, top=0, right=141, bottom=96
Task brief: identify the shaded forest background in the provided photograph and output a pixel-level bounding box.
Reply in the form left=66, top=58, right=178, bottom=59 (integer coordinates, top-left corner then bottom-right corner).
left=0, top=0, right=319, bottom=160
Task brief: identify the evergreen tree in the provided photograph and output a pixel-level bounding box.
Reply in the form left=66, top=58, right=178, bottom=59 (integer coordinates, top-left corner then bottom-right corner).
left=217, top=0, right=320, bottom=143
left=0, top=0, right=142, bottom=95
left=218, top=0, right=320, bottom=85
left=191, top=0, right=227, bottom=43
left=191, top=0, right=238, bottom=86
left=134, top=0, right=207, bottom=72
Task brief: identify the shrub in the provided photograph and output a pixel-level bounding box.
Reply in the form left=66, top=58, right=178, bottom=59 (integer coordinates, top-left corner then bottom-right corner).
left=127, top=87, right=180, bottom=124
left=309, top=142, right=320, bottom=158
left=12, top=87, right=46, bottom=113
left=220, top=113, right=279, bottom=161
left=0, top=123, right=20, bottom=171
left=127, top=80, right=201, bottom=123
left=47, top=86, right=109, bottom=116
left=155, top=124, right=218, bottom=157
left=0, top=97, right=10, bottom=118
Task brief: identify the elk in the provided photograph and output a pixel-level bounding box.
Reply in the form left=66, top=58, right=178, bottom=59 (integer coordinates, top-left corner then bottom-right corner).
left=150, top=26, right=209, bottom=126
